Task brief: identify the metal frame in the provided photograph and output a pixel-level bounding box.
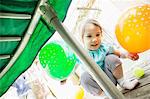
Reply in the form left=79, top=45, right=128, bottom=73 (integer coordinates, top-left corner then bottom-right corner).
left=77, top=7, right=101, bottom=11
left=0, top=55, right=10, bottom=59
left=0, top=37, right=21, bottom=42
left=39, top=4, right=125, bottom=99
left=0, top=12, right=31, bottom=19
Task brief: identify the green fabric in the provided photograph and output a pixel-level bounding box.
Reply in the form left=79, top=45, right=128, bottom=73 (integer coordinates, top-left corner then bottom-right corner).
left=0, top=20, right=54, bottom=96
left=0, top=19, right=30, bottom=36
left=0, top=59, right=10, bottom=72
left=0, top=0, right=38, bottom=14
left=0, top=0, right=71, bottom=96
left=0, top=41, right=20, bottom=73
left=0, top=41, right=20, bottom=54
left=48, top=0, right=71, bottom=20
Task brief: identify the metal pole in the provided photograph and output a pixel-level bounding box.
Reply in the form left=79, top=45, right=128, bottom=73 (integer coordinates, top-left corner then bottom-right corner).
left=40, top=4, right=125, bottom=99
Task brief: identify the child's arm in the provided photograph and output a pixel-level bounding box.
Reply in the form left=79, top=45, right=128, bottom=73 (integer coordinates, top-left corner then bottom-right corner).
left=113, top=50, right=139, bottom=61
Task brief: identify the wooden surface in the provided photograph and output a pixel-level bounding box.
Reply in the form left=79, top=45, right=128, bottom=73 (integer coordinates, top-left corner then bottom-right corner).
left=121, top=63, right=150, bottom=99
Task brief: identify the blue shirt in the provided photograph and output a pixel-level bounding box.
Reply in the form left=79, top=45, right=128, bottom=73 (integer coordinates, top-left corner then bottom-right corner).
left=88, top=43, right=114, bottom=70
left=77, top=43, right=114, bottom=70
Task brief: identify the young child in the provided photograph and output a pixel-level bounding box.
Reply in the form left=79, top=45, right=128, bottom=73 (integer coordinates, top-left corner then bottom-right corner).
left=79, top=19, right=139, bottom=96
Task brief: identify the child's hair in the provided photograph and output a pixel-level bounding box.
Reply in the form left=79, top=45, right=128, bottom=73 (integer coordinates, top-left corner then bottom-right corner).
left=80, top=19, right=102, bottom=41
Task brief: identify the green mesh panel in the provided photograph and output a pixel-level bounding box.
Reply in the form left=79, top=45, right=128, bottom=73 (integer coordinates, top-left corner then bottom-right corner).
left=0, top=59, right=10, bottom=72
left=0, top=41, right=20, bottom=54
left=0, top=19, right=30, bottom=36
left=0, top=0, right=72, bottom=96
left=0, top=0, right=38, bottom=14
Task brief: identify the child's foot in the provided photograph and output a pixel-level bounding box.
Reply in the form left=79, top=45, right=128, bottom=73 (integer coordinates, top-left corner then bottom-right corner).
left=119, top=79, right=139, bottom=90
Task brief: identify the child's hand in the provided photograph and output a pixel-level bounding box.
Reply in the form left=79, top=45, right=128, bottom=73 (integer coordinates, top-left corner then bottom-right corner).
left=127, top=53, right=139, bottom=61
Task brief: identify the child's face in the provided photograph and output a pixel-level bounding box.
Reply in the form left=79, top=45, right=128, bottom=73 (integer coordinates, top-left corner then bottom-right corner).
left=83, top=23, right=102, bottom=50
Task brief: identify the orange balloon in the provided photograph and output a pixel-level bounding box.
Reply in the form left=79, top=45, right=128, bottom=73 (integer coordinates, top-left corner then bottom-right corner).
left=115, top=4, right=150, bottom=53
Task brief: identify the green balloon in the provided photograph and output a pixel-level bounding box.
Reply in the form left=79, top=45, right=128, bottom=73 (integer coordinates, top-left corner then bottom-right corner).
left=39, top=42, right=76, bottom=80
